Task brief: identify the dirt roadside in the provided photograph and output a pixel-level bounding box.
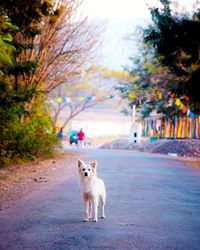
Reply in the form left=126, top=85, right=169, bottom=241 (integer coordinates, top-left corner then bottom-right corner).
left=0, top=152, right=80, bottom=210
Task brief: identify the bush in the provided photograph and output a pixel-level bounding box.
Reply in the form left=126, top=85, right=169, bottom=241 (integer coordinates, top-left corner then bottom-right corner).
left=0, top=98, right=59, bottom=167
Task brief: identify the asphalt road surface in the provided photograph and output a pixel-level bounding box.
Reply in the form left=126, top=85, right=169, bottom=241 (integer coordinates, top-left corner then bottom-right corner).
left=1, top=149, right=200, bottom=250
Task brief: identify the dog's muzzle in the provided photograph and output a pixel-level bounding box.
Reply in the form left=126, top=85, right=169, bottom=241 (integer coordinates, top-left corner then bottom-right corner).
left=84, top=172, right=88, bottom=177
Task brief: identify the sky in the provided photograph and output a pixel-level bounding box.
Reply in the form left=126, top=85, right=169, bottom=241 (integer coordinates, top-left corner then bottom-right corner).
left=83, top=0, right=197, bottom=70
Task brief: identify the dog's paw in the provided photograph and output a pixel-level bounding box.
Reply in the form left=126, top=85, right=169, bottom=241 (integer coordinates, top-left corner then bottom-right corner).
left=92, top=218, right=98, bottom=222
left=100, top=215, right=105, bottom=219
left=83, top=217, right=89, bottom=222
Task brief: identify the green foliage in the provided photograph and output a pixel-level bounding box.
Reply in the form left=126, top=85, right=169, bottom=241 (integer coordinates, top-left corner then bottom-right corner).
left=0, top=17, right=17, bottom=76
left=0, top=92, right=58, bottom=167
left=120, top=44, right=178, bottom=118
left=121, top=0, right=200, bottom=118
left=143, top=0, right=200, bottom=113
left=0, top=1, right=59, bottom=167
left=11, top=101, right=58, bottom=157
left=0, top=0, right=53, bottom=37
left=0, top=0, right=53, bottom=91
left=8, top=60, right=38, bottom=78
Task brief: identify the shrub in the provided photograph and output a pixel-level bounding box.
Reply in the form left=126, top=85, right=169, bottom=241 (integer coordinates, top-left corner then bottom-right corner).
left=0, top=97, right=59, bottom=167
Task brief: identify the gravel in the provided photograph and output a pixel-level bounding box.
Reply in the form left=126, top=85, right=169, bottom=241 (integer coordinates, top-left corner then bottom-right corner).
left=101, top=139, right=200, bottom=158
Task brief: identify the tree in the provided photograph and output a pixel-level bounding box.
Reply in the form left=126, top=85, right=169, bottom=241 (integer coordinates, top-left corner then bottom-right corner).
left=1, top=0, right=104, bottom=101
left=0, top=0, right=53, bottom=90
left=120, top=0, right=200, bottom=119
left=143, top=0, right=200, bottom=113
left=48, top=65, right=118, bottom=129
left=0, top=0, right=57, bottom=166
left=119, top=43, right=180, bottom=118
left=0, top=0, right=105, bottom=165
left=15, top=0, right=104, bottom=94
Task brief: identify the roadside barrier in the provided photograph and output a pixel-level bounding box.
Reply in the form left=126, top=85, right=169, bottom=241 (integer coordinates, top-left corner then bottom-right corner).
left=142, top=116, right=200, bottom=139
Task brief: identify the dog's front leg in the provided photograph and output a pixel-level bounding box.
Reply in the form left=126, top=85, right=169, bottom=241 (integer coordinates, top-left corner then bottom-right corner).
left=88, top=201, right=92, bottom=219
left=92, top=198, right=98, bottom=222
left=100, top=195, right=106, bottom=219
left=83, top=200, right=90, bottom=222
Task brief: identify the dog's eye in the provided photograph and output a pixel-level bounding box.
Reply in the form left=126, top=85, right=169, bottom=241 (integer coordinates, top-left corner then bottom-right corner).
left=88, top=169, right=91, bottom=171
left=83, top=168, right=85, bottom=171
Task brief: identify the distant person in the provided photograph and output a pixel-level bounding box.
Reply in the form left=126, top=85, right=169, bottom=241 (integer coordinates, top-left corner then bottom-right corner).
left=77, top=128, right=85, bottom=147
left=58, top=127, right=63, bottom=140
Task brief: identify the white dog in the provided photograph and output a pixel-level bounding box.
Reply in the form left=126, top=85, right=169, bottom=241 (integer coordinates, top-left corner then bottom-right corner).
left=77, top=159, right=106, bottom=222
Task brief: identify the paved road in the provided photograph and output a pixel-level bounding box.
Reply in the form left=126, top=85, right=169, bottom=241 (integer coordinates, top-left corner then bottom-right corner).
left=1, top=149, right=200, bottom=250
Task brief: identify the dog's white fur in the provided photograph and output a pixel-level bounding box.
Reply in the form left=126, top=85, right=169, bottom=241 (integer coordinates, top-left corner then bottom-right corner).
left=77, top=159, right=106, bottom=222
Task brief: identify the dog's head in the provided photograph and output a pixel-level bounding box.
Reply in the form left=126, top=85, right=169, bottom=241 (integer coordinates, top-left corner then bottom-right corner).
left=78, top=159, right=97, bottom=179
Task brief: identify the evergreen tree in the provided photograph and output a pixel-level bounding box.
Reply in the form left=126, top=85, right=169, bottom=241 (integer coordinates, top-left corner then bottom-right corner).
left=119, top=44, right=178, bottom=118
left=143, top=0, right=200, bottom=113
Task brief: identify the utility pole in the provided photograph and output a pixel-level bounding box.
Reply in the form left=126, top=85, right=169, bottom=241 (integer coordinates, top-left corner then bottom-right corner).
left=132, top=104, right=136, bottom=124
left=129, top=104, right=142, bottom=143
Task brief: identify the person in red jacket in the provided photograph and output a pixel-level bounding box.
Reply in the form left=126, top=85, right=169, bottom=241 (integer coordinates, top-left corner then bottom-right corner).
left=77, top=128, right=85, bottom=147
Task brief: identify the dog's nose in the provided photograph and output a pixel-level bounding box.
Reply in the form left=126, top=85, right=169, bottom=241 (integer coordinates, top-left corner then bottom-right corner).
left=84, top=172, right=88, bottom=176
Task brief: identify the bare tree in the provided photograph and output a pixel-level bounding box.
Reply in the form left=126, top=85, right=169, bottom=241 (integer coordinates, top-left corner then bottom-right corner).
left=18, top=0, right=104, bottom=94
left=48, top=65, right=120, bottom=129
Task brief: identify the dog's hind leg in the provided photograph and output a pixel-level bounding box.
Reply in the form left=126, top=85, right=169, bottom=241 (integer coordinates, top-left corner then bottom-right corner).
left=92, top=198, right=98, bottom=222
left=100, top=195, right=106, bottom=219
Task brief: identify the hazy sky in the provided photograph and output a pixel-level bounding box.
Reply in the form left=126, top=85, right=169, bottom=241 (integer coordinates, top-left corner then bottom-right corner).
left=83, top=0, right=196, bottom=70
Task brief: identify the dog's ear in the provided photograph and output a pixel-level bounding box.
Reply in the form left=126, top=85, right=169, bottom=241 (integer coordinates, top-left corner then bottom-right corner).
left=90, top=160, right=97, bottom=169
left=78, top=159, right=84, bottom=168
